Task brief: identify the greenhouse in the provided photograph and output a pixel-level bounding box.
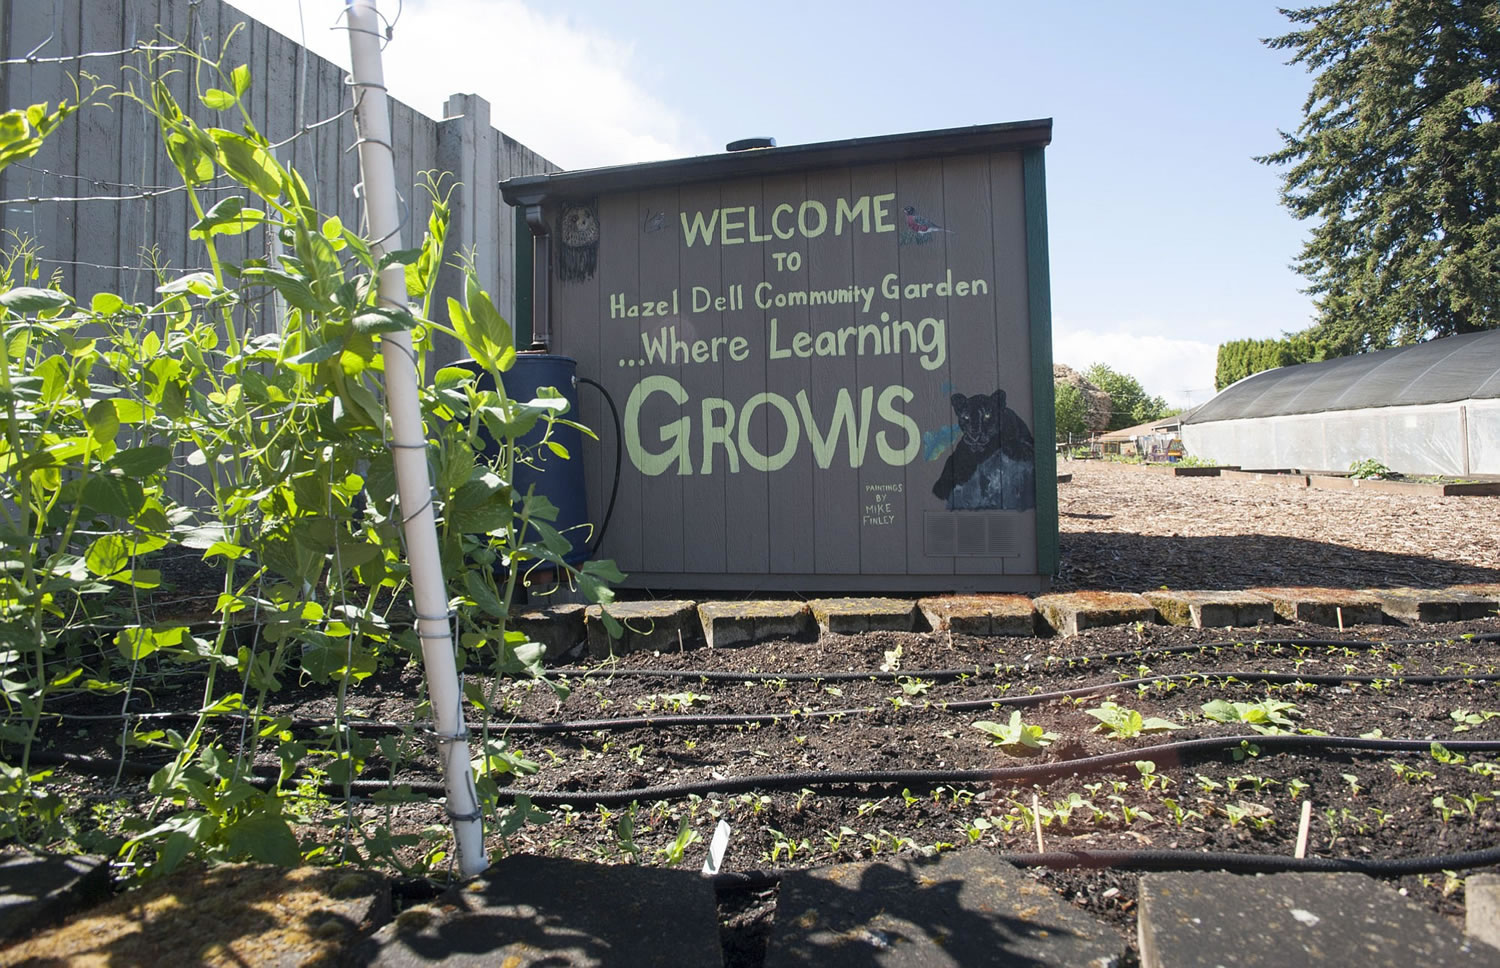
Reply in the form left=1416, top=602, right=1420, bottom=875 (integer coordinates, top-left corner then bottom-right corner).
left=1182, top=329, right=1500, bottom=476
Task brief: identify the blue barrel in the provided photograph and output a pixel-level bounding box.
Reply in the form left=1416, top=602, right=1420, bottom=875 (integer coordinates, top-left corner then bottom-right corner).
left=457, top=353, right=590, bottom=567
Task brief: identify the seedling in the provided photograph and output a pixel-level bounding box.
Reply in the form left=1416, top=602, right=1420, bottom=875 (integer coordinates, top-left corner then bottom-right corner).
left=1389, top=762, right=1434, bottom=784
left=1086, top=701, right=1182, bottom=739
left=1431, top=743, right=1467, bottom=765
left=1201, top=698, right=1299, bottom=734
left=1451, top=709, right=1500, bottom=732
left=1134, top=760, right=1174, bottom=792
left=1287, top=778, right=1310, bottom=800
left=1341, top=773, right=1362, bottom=798
left=656, top=817, right=700, bottom=866
left=972, top=712, right=1059, bottom=756
left=898, top=676, right=933, bottom=697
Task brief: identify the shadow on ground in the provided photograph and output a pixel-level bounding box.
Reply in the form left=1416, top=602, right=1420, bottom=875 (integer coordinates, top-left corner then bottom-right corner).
left=1056, top=532, right=1500, bottom=592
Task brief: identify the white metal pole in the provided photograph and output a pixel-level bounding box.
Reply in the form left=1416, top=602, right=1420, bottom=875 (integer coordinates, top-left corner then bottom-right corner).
left=344, top=0, right=487, bottom=877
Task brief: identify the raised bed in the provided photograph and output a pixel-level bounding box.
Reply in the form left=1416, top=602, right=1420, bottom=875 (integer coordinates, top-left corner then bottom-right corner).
left=1309, top=475, right=1500, bottom=497
left=1142, top=464, right=1238, bottom=477
left=1218, top=469, right=1311, bottom=487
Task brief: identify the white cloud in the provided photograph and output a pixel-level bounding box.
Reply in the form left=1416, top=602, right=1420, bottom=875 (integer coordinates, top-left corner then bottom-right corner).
left=223, top=0, right=709, bottom=168
left=1052, top=326, right=1220, bottom=411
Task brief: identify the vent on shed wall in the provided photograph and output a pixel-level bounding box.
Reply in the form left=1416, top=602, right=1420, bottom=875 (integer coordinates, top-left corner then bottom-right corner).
left=924, top=512, right=1022, bottom=557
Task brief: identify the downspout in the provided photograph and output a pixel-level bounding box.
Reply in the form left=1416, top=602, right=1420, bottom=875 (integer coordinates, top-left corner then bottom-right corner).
left=344, top=0, right=487, bottom=877
left=517, top=195, right=550, bottom=351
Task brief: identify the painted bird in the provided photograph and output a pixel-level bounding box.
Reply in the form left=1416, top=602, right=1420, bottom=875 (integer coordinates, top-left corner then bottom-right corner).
left=903, top=205, right=949, bottom=236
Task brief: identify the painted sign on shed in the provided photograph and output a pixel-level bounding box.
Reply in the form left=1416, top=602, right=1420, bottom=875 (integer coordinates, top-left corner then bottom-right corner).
left=501, top=120, right=1056, bottom=592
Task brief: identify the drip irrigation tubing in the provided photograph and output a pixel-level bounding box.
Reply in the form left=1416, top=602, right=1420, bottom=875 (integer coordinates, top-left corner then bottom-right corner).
left=36, top=733, right=1500, bottom=805
left=39, top=668, right=1500, bottom=733
left=710, top=843, right=1500, bottom=891
left=549, top=631, right=1500, bottom=684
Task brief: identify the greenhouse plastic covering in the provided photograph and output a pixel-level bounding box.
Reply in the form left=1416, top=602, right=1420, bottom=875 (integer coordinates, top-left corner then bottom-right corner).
left=1186, top=330, right=1500, bottom=423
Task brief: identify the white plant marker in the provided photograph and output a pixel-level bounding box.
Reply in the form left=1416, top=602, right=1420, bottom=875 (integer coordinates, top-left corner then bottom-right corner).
left=1295, top=799, right=1313, bottom=859
left=703, top=820, right=732, bottom=876
left=344, top=0, right=486, bottom=877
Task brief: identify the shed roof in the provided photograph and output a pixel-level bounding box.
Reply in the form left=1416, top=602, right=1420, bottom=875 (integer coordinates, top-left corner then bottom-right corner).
left=1184, top=329, right=1500, bottom=425
left=1099, top=414, right=1185, bottom=441
left=499, top=119, right=1052, bottom=204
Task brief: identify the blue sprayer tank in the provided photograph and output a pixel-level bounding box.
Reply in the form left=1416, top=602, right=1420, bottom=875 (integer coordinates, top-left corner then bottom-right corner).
left=457, top=353, right=589, bottom=567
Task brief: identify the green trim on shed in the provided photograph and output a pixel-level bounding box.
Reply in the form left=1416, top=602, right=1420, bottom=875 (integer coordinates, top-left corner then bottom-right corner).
left=513, top=205, right=534, bottom=347
left=1023, top=147, right=1058, bottom=575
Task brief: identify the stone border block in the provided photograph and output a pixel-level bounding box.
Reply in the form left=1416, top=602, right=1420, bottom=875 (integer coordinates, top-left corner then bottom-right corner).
left=510, top=603, right=586, bottom=662
left=1249, top=587, right=1385, bottom=626
left=0, top=850, right=110, bottom=942
left=697, top=601, right=812, bottom=648
left=1034, top=591, right=1156, bottom=636
left=1467, top=873, right=1500, bottom=955
left=918, top=595, right=1037, bottom=636
left=1145, top=590, right=1276, bottom=628
left=585, top=600, right=699, bottom=658
left=1366, top=588, right=1495, bottom=624
left=807, top=598, right=916, bottom=635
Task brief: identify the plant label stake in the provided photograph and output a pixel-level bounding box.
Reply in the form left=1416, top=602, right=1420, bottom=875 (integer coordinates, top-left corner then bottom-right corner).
left=703, top=820, right=732, bottom=876
left=345, top=0, right=486, bottom=878
left=1032, top=793, right=1045, bottom=853
left=1295, top=799, right=1312, bottom=859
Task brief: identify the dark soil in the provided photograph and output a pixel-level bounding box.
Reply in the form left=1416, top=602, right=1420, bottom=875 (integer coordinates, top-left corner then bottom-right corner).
left=33, top=616, right=1500, bottom=966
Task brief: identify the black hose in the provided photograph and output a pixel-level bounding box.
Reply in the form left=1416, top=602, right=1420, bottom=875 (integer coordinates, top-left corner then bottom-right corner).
left=39, top=668, right=1500, bottom=733
left=711, top=843, right=1500, bottom=892
left=575, top=376, right=621, bottom=557
left=34, top=732, right=1500, bottom=806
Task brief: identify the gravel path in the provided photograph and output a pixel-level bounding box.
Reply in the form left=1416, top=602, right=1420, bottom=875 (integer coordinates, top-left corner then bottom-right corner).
left=1055, top=461, right=1500, bottom=592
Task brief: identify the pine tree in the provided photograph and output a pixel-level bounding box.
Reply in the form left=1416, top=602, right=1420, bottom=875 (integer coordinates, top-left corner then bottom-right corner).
left=1261, top=1, right=1500, bottom=353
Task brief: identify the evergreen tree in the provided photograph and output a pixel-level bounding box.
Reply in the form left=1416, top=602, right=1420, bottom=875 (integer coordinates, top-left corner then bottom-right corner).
left=1261, top=1, right=1500, bottom=353
left=1214, top=333, right=1332, bottom=389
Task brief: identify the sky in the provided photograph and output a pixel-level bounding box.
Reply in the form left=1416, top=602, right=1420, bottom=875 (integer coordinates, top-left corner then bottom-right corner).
left=228, top=0, right=1320, bottom=410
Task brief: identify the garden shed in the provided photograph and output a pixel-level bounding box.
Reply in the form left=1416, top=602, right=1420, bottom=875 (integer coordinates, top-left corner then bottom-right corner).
left=1181, top=330, right=1500, bottom=476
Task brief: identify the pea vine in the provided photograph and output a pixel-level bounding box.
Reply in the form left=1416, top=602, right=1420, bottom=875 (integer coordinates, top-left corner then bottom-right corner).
left=0, top=39, right=619, bottom=879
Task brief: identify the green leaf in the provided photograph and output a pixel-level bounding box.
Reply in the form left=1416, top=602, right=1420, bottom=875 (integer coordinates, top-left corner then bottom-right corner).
left=90, top=292, right=125, bottom=315
left=109, top=445, right=173, bottom=477
left=464, top=570, right=507, bottom=619
left=352, top=307, right=416, bottom=334
left=157, top=271, right=218, bottom=295
left=86, top=399, right=120, bottom=444
left=287, top=338, right=345, bottom=366
left=201, top=88, right=236, bottom=111
left=190, top=195, right=266, bottom=239
left=0, top=287, right=69, bottom=313
left=81, top=473, right=145, bottom=518
left=221, top=810, right=300, bottom=867
left=210, top=129, right=282, bottom=200
left=231, top=64, right=252, bottom=97
left=85, top=534, right=129, bottom=577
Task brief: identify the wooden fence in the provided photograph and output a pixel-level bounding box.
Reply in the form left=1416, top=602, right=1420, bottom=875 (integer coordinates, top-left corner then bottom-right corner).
left=0, top=0, right=554, bottom=354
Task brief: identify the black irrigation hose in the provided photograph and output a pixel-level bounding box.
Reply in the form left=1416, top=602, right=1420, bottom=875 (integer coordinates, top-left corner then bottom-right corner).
left=40, top=668, right=1500, bottom=734
left=550, top=631, right=1500, bottom=684
left=40, top=733, right=1468, bottom=803
left=710, top=843, right=1500, bottom=892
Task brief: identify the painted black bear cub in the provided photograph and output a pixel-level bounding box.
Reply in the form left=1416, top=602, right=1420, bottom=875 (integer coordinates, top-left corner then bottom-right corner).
left=932, top=388, right=1036, bottom=510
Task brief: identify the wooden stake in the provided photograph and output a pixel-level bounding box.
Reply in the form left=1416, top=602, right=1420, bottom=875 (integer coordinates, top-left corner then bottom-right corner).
left=1336, top=606, right=1344, bottom=632
left=1295, top=799, right=1312, bottom=858
left=1032, top=793, right=1045, bottom=853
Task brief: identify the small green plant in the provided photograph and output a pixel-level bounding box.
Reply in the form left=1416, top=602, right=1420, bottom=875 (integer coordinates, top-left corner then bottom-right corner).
left=1201, top=698, right=1299, bottom=734
left=972, top=711, right=1059, bottom=756
left=1086, top=701, right=1182, bottom=738
left=1451, top=709, right=1500, bottom=732
left=656, top=817, right=700, bottom=866
left=1348, top=457, right=1397, bottom=479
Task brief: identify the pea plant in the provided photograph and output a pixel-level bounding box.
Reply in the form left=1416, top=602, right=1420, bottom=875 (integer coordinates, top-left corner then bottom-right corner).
left=0, top=43, right=619, bottom=878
